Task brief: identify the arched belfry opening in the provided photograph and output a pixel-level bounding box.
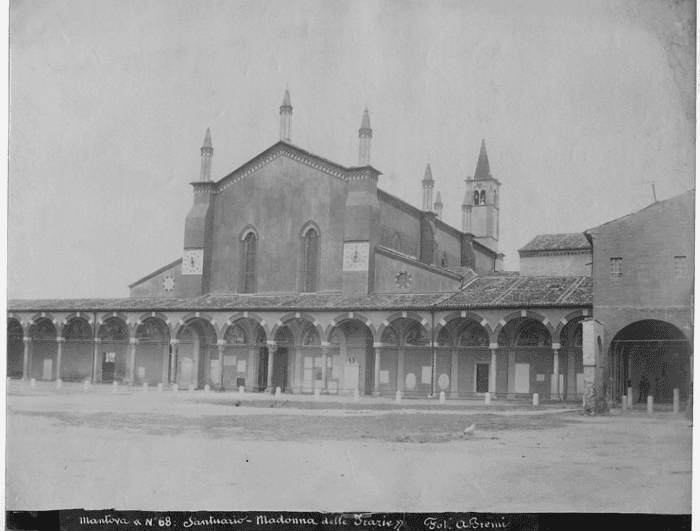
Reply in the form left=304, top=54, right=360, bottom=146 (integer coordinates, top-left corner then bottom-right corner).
left=611, top=320, right=691, bottom=404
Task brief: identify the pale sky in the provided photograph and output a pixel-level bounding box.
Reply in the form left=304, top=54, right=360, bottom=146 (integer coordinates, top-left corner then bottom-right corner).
left=8, top=0, right=696, bottom=299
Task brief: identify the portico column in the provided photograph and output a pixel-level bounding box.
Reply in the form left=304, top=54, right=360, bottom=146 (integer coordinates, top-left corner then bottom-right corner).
left=266, top=341, right=277, bottom=392
left=129, top=338, right=138, bottom=384
left=321, top=342, right=330, bottom=393
left=552, top=344, right=560, bottom=400
left=247, top=347, right=256, bottom=391
left=373, top=343, right=381, bottom=397
left=567, top=351, right=576, bottom=400
left=217, top=340, right=226, bottom=390
left=397, top=348, right=405, bottom=392
left=92, top=338, right=101, bottom=383
left=450, top=348, right=459, bottom=398
left=169, top=339, right=179, bottom=384
left=56, top=338, right=65, bottom=381
left=22, top=337, right=31, bottom=381
left=489, top=344, right=498, bottom=398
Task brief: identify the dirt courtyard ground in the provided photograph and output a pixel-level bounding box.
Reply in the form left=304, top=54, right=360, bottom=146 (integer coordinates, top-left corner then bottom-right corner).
left=5, top=381, right=692, bottom=513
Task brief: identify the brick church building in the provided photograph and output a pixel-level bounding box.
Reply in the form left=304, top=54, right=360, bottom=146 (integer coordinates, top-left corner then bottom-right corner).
left=7, top=90, right=691, bottom=408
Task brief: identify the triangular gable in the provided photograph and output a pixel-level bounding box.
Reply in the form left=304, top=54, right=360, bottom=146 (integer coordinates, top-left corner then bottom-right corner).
left=215, top=141, right=381, bottom=194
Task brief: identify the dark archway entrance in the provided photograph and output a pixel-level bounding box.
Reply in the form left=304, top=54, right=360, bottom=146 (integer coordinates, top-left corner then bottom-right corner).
left=611, top=320, right=691, bottom=403
left=7, top=319, right=24, bottom=378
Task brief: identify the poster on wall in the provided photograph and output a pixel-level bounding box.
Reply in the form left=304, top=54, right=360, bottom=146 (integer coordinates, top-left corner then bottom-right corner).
left=421, top=366, right=432, bottom=384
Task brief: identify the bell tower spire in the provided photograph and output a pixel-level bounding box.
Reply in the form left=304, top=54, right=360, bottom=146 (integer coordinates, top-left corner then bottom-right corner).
left=465, top=139, right=500, bottom=252
left=358, top=107, right=372, bottom=165
left=200, top=128, right=213, bottom=181
left=280, top=88, right=292, bottom=142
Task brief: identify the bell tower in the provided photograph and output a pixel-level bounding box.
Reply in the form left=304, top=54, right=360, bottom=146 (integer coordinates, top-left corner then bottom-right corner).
left=465, top=140, right=500, bottom=253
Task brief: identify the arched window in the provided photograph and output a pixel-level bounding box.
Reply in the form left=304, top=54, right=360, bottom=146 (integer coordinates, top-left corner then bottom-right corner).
left=473, top=190, right=480, bottom=205
left=479, top=190, right=486, bottom=205
left=243, top=232, right=257, bottom=293
left=303, top=228, right=319, bottom=292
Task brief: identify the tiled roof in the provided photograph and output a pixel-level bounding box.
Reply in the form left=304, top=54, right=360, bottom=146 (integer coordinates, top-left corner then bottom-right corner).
left=518, top=233, right=591, bottom=253
left=8, top=293, right=449, bottom=313
left=8, top=276, right=592, bottom=313
left=439, top=275, right=592, bottom=309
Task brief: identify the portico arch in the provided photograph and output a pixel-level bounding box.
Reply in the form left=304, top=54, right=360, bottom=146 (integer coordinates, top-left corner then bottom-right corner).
left=97, top=317, right=130, bottom=383
left=135, top=317, right=171, bottom=386
left=611, top=320, right=691, bottom=404
left=29, top=317, right=60, bottom=381
left=326, top=316, right=375, bottom=396
left=220, top=315, right=268, bottom=392
left=174, top=317, right=218, bottom=389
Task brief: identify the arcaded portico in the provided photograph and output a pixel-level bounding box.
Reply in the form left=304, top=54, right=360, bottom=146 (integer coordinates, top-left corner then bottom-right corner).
left=8, top=272, right=592, bottom=400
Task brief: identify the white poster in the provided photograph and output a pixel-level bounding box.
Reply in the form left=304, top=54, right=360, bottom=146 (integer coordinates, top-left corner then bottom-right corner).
left=379, top=370, right=389, bottom=384
left=224, top=355, right=237, bottom=366
left=138, top=366, right=146, bottom=379
left=237, top=360, right=246, bottom=373
left=515, top=363, right=530, bottom=394
left=576, top=373, right=585, bottom=394
left=304, top=357, right=313, bottom=369
left=421, top=366, right=432, bottom=384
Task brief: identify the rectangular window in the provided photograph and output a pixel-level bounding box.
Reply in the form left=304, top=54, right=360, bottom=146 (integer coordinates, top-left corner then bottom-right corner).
left=675, top=256, right=688, bottom=278
left=610, top=258, right=622, bottom=278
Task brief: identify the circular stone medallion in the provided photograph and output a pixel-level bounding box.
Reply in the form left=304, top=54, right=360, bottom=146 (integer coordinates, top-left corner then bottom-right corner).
left=405, top=373, right=416, bottom=390
left=438, top=373, right=450, bottom=390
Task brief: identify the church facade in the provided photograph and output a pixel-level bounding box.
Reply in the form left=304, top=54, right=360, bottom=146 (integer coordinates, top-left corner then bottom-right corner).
left=8, top=90, right=609, bottom=402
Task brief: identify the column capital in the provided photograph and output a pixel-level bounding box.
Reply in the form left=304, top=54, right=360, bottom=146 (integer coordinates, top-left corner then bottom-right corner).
left=170, top=339, right=180, bottom=345
left=23, top=337, right=31, bottom=343
left=217, top=339, right=226, bottom=347
left=373, top=342, right=383, bottom=349
left=552, top=343, right=561, bottom=350
left=489, top=343, right=498, bottom=350
left=130, top=338, right=139, bottom=345
left=266, top=340, right=277, bottom=347
left=320, top=341, right=331, bottom=348
left=56, top=337, right=66, bottom=343
left=94, top=338, right=102, bottom=344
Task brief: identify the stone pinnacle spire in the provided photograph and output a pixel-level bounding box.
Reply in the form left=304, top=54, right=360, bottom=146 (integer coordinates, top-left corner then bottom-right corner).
left=280, top=88, right=293, bottom=142
left=358, top=107, right=372, bottom=165
left=422, top=163, right=434, bottom=211
left=200, top=128, right=213, bottom=181
left=434, top=191, right=443, bottom=220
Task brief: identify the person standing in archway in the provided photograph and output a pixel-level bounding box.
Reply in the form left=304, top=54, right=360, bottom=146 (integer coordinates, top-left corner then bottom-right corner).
left=639, top=374, right=650, bottom=403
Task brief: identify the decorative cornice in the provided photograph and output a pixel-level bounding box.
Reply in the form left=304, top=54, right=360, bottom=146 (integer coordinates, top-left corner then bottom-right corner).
left=519, top=249, right=592, bottom=258
left=217, top=142, right=364, bottom=194
left=377, top=189, right=422, bottom=220
left=375, top=246, right=463, bottom=281
left=191, top=181, right=217, bottom=194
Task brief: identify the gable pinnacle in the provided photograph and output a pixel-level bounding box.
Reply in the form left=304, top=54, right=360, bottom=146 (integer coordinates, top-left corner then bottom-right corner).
left=422, top=163, right=433, bottom=183
left=281, top=88, right=292, bottom=109
left=474, top=139, right=491, bottom=180
left=202, top=128, right=213, bottom=150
